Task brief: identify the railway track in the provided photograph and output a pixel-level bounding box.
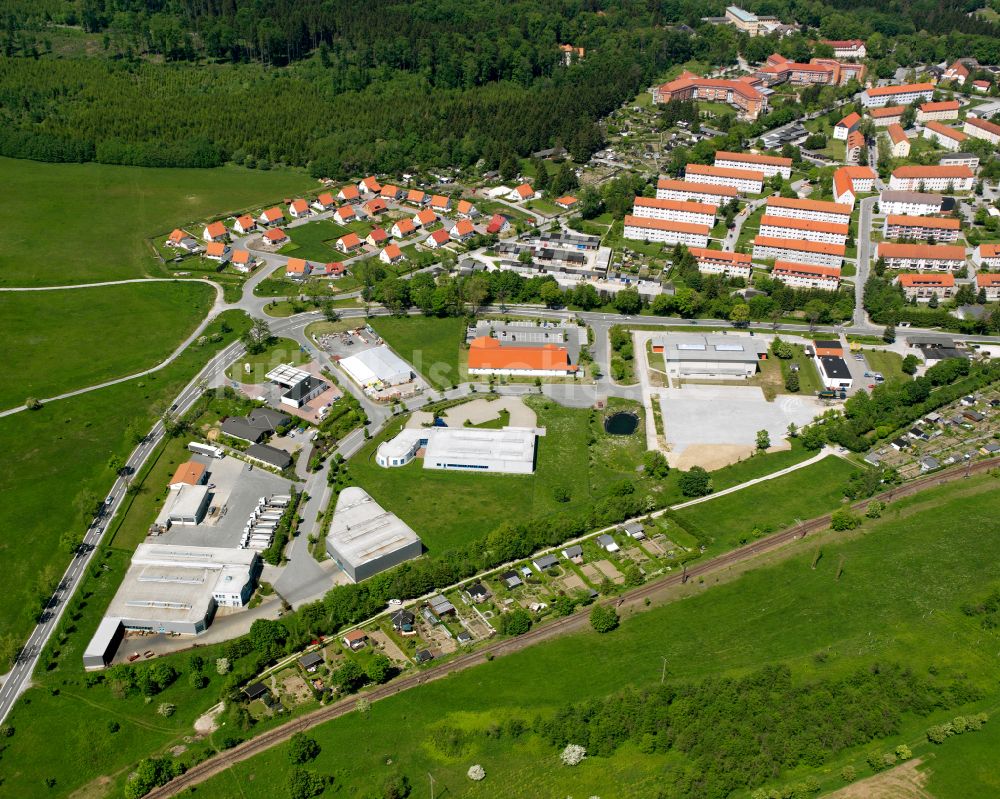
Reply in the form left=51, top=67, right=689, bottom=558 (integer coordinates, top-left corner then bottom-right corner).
left=146, top=456, right=999, bottom=797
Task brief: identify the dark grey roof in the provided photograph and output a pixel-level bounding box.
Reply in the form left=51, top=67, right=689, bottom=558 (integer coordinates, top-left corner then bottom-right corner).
left=250, top=408, right=292, bottom=428
left=415, top=649, right=434, bottom=664
left=246, top=443, right=293, bottom=469
left=221, top=417, right=267, bottom=443
left=820, top=356, right=851, bottom=379
left=299, top=652, right=324, bottom=669
left=562, top=544, right=583, bottom=558
left=533, top=554, right=559, bottom=570
left=391, top=609, right=415, bottom=626
left=284, top=376, right=326, bottom=402
left=469, top=582, right=490, bottom=598
left=221, top=408, right=291, bottom=442
left=244, top=682, right=269, bottom=699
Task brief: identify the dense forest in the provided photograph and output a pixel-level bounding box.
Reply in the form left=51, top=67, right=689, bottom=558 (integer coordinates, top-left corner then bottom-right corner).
left=0, top=0, right=998, bottom=172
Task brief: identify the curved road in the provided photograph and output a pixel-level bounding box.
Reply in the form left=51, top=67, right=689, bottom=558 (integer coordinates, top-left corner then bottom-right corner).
left=145, top=455, right=1000, bottom=798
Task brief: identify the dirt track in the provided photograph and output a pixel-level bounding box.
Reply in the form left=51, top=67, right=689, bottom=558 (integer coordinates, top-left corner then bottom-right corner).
left=146, top=457, right=999, bottom=798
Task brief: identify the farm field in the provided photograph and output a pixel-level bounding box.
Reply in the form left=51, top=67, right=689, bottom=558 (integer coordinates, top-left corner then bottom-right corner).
left=0, top=157, right=312, bottom=286
left=0, top=280, right=214, bottom=409
left=368, top=315, right=466, bottom=389
left=180, top=474, right=1000, bottom=799
left=0, top=310, right=251, bottom=656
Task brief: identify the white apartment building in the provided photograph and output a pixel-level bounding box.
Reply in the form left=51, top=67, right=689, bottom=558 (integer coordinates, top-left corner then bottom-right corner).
left=886, top=124, right=910, bottom=158
left=888, top=165, right=975, bottom=192
left=758, top=215, right=849, bottom=245
left=687, top=247, right=753, bottom=279
left=623, top=215, right=710, bottom=247
left=685, top=163, right=764, bottom=194
left=964, top=116, right=1000, bottom=146
left=631, top=197, right=717, bottom=228
left=882, top=215, right=960, bottom=242
left=978, top=244, right=1000, bottom=270
left=896, top=273, right=955, bottom=301
left=976, top=271, right=1000, bottom=300
left=752, top=236, right=845, bottom=268
left=876, top=242, right=967, bottom=271
left=714, top=150, right=792, bottom=178
left=922, top=121, right=968, bottom=152
left=916, top=100, right=960, bottom=123
left=861, top=82, right=934, bottom=108
left=879, top=190, right=943, bottom=216
left=656, top=178, right=738, bottom=207
left=771, top=261, right=841, bottom=291
left=764, top=196, right=853, bottom=226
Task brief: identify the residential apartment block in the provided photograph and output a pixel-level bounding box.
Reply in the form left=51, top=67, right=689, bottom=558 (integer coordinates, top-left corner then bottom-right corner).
left=631, top=197, right=717, bottom=228
left=976, top=271, right=1000, bottom=300
left=883, top=215, right=960, bottom=242
left=876, top=242, right=967, bottom=271
left=764, top=196, right=852, bottom=226
left=888, top=165, right=974, bottom=192
left=752, top=236, right=845, bottom=268
left=886, top=124, right=910, bottom=157
left=964, top=116, right=1000, bottom=146
left=622, top=215, right=710, bottom=247
left=713, top=151, right=792, bottom=179
left=896, top=273, right=955, bottom=300
left=879, top=190, right=944, bottom=216
left=656, top=178, right=738, bottom=206
left=652, top=71, right=767, bottom=120
left=922, top=121, right=968, bottom=151
left=869, top=105, right=906, bottom=127
left=684, top=163, right=764, bottom=194
left=771, top=261, right=841, bottom=291
left=916, top=100, right=960, bottom=123
left=758, top=215, right=849, bottom=245
left=688, top=248, right=753, bottom=279
left=861, top=82, right=935, bottom=108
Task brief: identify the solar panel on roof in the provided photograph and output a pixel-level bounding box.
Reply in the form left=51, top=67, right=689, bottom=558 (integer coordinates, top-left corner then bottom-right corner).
left=715, top=344, right=745, bottom=351
left=676, top=343, right=706, bottom=350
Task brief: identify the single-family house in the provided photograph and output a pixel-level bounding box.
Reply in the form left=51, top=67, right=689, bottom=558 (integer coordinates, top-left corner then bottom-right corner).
left=486, top=214, right=510, bottom=235
left=379, top=243, right=405, bottom=265
left=468, top=583, right=490, bottom=603
left=342, top=630, right=368, bottom=650
left=358, top=176, right=381, bottom=194
left=367, top=228, right=388, bottom=247
left=259, top=207, right=285, bottom=226
left=555, top=195, right=579, bottom=210
left=230, top=250, right=255, bottom=272
left=415, top=209, right=437, bottom=227
left=204, top=241, right=231, bottom=263
left=391, top=218, right=416, bottom=238
left=972, top=80, right=990, bottom=93
left=430, top=194, right=451, bottom=212
left=500, top=570, right=523, bottom=589
left=406, top=189, right=427, bottom=206
left=334, top=206, right=357, bottom=225
left=532, top=554, right=559, bottom=572
left=623, top=522, right=646, bottom=540
left=314, top=261, right=346, bottom=278
left=509, top=183, right=538, bottom=202
left=890, top=438, right=908, bottom=451
left=450, top=219, right=476, bottom=241
left=456, top=199, right=478, bottom=218
left=337, top=185, right=360, bottom=203
left=233, top=215, right=257, bottom=235
left=166, top=228, right=200, bottom=252
left=263, top=228, right=288, bottom=246
left=562, top=544, right=584, bottom=562
left=415, top=650, right=434, bottom=664
left=920, top=456, right=941, bottom=472
left=313, top=192, right=337, bottom=211
left=289, top=199, right=311, bottom=218
left=336, top=233, right=363, bottom=253
left=285, top=257, right=310, bottom=279
left=380, top=184, right=402, bottom=201
left=202, top=221, right=228, bottom=242
left=363, top=198, right=388, bottom=216
left=298, top=652, right=324, bottom=673
left=426, top=228, right=451, bottom=248
left=391, top=609, right=416, bottom=635
left=980, top=442, right=1000, bottom=455
left=597, top=534, right=619, bottom=552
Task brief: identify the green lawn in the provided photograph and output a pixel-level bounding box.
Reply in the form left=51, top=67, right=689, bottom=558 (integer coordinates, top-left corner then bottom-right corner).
left=735, top=205, right=764, bottom=253
left=278, top=220, right=352, bottom=262
left=368, top=315, right=466, bottom=390
left=862, top=348, right=909, bottom=385
left=0, top=310, right=251, bottom=655
left=0, top=281, right=214, bottom=409
left=225, top=336, right=309, bottom=383
left=0, top=157, right=312, bottom=286
left=673, top=456, right=859, bottom=551
left=923, top=709, right=1000, bottom=798
left=178, top=475, right=1000, bottom=799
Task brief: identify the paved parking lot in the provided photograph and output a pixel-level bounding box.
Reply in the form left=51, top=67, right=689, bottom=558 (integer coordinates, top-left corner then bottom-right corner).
left=660, top=385, right=824, bottom=469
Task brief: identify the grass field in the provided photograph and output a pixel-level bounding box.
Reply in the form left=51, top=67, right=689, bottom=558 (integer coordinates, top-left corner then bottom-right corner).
left=0, top=281, right=214, bottom=409
left=368, top=315, right=466, bottom=389
left=923, top=709, right=1000, bottom=797
left=863, top=348, right=908, bottom=385
left=673, top=455, right=859, bottom=551
left=0, top=157, right=313, bottom=286
left=278, top=220, right=353, bottom=262
left=0, top=310, right=251, bottom=654
left=179, top=474, right=1000, bottom=799
left=224, top=336, right=308, bottom=383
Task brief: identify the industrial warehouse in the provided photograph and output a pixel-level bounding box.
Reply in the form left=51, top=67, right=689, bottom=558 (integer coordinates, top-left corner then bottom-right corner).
left=654, top=334, right=770, bottom=379
left=338, top=344, right=416, bottom=395
left=376, top=425, right=539, bottom=473
left=325, top=487, right=424, bottom=582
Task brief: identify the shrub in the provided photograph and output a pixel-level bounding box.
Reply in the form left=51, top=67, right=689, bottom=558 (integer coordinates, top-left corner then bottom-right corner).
left=560, top=743, right=587, bottom=766
left=467, top=764, right=486, bottom=781
left=840, top=765, right=856, bottom=782
left=590, top=605, right=620, bottom=633
left=830, top=509, right=862, bottom=531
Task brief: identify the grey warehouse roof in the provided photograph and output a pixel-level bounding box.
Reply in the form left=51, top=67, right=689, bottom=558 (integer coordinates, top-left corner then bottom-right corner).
left=327, top=487, right=422, bottom=571
left=659, top=334, right=768, bottom=362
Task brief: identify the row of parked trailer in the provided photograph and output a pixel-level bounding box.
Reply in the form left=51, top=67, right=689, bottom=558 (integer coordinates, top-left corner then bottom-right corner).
left=241, top=494, right=292, bottom=551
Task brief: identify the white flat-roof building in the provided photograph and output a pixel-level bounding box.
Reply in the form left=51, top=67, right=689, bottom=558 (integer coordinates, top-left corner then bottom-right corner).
left=654, top=334, right=768, bottom=379
left=376, top=426, right=538, bottom=474
left=339, top=345, right=413, bottom=390
left=325, top=487, right=423, bottom=582
left=158, top=484, right=211, bottom=527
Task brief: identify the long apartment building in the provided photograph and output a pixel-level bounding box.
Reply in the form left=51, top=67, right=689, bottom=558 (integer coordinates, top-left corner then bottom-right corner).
left=752, top=236, right=845, bottom=268
left=771, top=261, right=841, bottom=291
left=978, top=244, right=1000, bottom=269
left=656, top=178, right=738, bottom=206
left=883, top=215, right=960, bottom=242
left=888, top=165, right=974, bottom=192
left=876, top=242, right=967, bottom=271
left=631, top=197, right=717, bottom=228
left=879, top=190, right=943, bottom=216
left=963, top=116, right=1000, bottom=146
left=713, top=151, right=792, bottom=179
left=896, top=273, right=955, bottom=301
left=765, top=196, right=853, bottom=226
left=688, top=248, right=753, bottom=279
left=623, top=215, right=710, bottom=247
left=684, top=163, right=764, bottom=194
left=758, top=215, right=849, bottom=245
left=861, top=82, right=935, bottom=108
left=822, top=39, right=866, bottom=60
left=869, top=105, right=905, bottom=127
left=756, top=53, right=865, bottom=87
left=917, top=100, right=960, bottom=123
left=922, top=121, right=968, bottom=152
left=976, top=271, right=1000, bottom=301
left=652, top=71, right=767, bottom=120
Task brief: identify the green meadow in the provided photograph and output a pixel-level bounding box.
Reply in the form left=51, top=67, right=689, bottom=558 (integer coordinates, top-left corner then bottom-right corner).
left=368, top=315, right=466, bottom=389
left=0, top=280, right=214, bottom=409
left=178, top=475, right=1000, bottom=799
left=0, top=157, right=312, bottom=286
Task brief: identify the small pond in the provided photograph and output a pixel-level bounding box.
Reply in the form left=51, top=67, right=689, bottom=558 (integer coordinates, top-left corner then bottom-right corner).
left=604, top=411, right=639, bottom=435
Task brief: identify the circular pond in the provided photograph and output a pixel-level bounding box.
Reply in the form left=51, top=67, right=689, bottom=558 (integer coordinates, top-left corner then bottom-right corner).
left=604, top=411, right=638, bottom=436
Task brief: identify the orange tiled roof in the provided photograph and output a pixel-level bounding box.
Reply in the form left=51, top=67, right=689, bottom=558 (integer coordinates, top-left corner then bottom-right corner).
left=468, top=337, right=577, bottom=372
left=169, top=461, right=206, bottom=486
left=204, top=221, right=227, bottom=238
